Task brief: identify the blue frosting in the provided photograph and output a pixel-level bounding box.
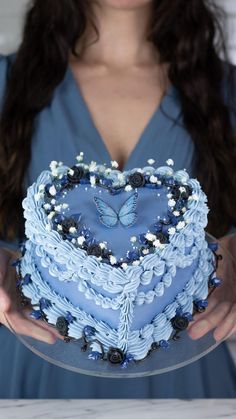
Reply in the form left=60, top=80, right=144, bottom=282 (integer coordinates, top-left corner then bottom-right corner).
left=19, top=160, right=216, bottom=361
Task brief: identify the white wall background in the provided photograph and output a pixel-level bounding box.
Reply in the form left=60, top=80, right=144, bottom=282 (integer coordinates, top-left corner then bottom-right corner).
left=0, top=0, right=236, bottom=63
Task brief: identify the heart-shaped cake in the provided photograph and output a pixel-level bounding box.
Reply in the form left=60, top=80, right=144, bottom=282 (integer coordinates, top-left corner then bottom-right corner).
left=16, top=154, right=221, bottom=366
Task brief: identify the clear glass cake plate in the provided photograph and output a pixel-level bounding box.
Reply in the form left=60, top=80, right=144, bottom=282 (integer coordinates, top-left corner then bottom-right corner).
left=4, top=232, right=235, bottom=378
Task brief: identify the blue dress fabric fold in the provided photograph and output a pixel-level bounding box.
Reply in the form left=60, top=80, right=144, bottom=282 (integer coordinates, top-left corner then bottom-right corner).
left=0, top=52, right=236, bottom=398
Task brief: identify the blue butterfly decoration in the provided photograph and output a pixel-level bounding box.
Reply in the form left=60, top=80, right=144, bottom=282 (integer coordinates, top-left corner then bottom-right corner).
left=94, top=193, right=138, bottom=228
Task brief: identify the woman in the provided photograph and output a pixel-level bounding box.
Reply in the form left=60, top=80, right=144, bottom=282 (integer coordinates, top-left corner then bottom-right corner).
left=0, top=0, right=236, bottom=398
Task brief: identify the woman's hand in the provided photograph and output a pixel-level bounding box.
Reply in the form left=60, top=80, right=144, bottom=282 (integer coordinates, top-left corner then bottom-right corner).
left=0, top=247, right=63, bottom=344
left=188, top=233, right=236, bottom=342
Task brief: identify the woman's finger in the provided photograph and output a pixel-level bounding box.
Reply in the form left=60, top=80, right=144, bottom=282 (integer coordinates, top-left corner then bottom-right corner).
left=187, top=301, right=231, bottom=340
left=22, top=307, right=64, bottom=341
left=1, top=310, right=57, bottom=344
left=213, top=303, right=236, bottom=341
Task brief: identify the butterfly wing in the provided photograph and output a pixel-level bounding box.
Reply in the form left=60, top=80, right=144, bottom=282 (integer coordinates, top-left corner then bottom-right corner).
left=94, top=196, right=118, bottom=228
left=118, top=192, right=138, bottom=227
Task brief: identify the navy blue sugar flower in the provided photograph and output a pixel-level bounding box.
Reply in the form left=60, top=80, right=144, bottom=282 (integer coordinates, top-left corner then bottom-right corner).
left=120, top=353, right=134, bottom=368
left=30, top=310, right=42, bottom=320
left=164, top=177, right=175, bottom=186
left=153, top=221, right=163, bottom=233
left=39, top=298, right=51, bottom=310
left=209, top=277, right=222, bottom=287
left=100, top=178, right=113, bottom=187
left=159, top=339, right=170, bottom=349
left=208, top=242, right=219, bottom=252
left=65, top=311, right=75, bottom=323
left=23, top=274, right=32, bottom=285
left=127, top=250, right=140, bottom=261
left=138, top=233, right=148, bottom=244
left=83, top=325, right=97, bottom=338
left=194, top=299, right=208, bottom=312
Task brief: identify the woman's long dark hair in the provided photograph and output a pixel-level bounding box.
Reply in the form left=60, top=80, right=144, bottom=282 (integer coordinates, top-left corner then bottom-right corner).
left=0, top=0, right=236, bottom=241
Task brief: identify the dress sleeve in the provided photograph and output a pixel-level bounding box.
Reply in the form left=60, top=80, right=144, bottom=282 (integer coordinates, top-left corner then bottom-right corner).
left=0, top=53, right=20, bottom=251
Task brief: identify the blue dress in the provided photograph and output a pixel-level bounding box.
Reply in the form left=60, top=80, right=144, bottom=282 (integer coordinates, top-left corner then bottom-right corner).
left=0, top=52, right=236, bottom=398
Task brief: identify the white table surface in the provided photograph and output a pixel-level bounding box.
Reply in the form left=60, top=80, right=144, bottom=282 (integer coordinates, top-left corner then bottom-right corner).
left=0, top=399, right=236, bottom=419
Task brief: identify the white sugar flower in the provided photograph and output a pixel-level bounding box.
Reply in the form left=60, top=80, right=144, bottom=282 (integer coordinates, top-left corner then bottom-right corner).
left=43, top=203, right=51, bottom=211
left=49, top=185, right=57, bottom=196
left=130, top=236, right=137, bottom=243
left=168, top=199, right=176, bottom=207
left=69, top=226, right=77, bottom=234
left=166, top=158, right=174, bottom=166
left=153, top=239, right=161, bottom=247
left=142, top=248, right=149, bottom=255
left=38, top=184, right=45, bottom=192
left=90, top=175, right=96, bottom=186
left=125, top=185, right=133, bottom=192
left=34, top=192, right=43, bottom=202
left=68, top=168, right=75, bottom=176
left=50, top=160, right=58, bottom=170
left=149, top=175, right=158, bottom=183
left=111, top=160, right=119, bottom=168
left=99, top=242, right=107, bottom=249
left=147, top=158, right=155, bottom=165
left=77, top=236, right=86, bottom=245
left=57, top=224, right=63, bottom=231
left=182, top=207, right=187, bottom=213
left=55, top=205, right=62, bottom=212
left=47, top=211, right=56, bottom=220
left=168, top=227, right=176, bottom=235
left=176, top=221, right=186, bottom=230
left=173, top=210, right=180, bottom=216
left=132, top=260, right=140, bottom=266
left=110, top=255, right=117, bottom=265
left=51, top=199, right=56, bottom=205
left=167, top=193, right=172, bottom=199
left=145, top=232, right=156, bottom=242
left=89, top=161, right=97, bottom=171
left=122, top=262, right=128, bottom=270
left=62, top=203, right=69, bottom=209
left=76, top=152, right=84, bottom=162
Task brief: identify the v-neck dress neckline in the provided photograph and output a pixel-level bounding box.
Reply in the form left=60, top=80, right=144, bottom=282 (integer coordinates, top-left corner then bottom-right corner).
left=65, top=64, right=178, bottom=171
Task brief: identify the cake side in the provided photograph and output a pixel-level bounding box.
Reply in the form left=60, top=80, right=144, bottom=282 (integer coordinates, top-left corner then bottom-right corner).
left=16, top=157, right=222, bottom=365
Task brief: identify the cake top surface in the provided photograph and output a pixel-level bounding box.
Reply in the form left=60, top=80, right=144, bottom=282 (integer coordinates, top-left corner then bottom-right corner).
left=22, top=153, right=209, bottom=274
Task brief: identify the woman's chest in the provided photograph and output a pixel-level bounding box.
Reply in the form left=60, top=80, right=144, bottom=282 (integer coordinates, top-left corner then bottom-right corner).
left=25, top=64, right=195, bottom=188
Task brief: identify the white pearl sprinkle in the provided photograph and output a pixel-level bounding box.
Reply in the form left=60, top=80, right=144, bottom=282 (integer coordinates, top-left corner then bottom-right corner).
left=130, top=236, right=137, bottom=243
